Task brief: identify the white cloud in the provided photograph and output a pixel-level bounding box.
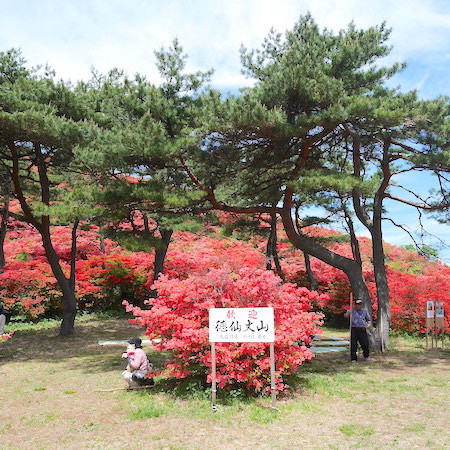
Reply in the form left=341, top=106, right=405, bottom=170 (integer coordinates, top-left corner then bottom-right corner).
left=2, top=0, right=450, bottom=88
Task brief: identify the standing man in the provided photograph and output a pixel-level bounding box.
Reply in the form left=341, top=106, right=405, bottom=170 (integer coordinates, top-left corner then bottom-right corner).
left=344, top=299, right=372, bottom=363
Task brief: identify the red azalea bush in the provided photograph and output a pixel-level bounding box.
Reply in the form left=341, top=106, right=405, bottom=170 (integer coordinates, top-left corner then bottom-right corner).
left=124, top=268, right=324, bottom=393
left=1, top=209, right=449, bottom=334
left=76, top=253, right=154, bottom=311
left=0, top=220, right=152, bottom=317
left=0, top=331, right=14, bottom=341
left=389, top=267, right=450, bottom=332
left=163, top=231, right=265, bottom=279
left=0, top=257, right=58, bottom=317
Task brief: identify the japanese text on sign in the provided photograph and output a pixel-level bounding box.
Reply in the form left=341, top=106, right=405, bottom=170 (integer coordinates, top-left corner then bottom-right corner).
left=209, top=307, right=275, bottom=342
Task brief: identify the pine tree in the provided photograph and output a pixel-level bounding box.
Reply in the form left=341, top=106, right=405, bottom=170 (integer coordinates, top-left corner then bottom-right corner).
left=0, top=49, right=100, bottom=335
left=180, top=15, right=450, bottom=350
left=74, top=41, right=213, bottom=288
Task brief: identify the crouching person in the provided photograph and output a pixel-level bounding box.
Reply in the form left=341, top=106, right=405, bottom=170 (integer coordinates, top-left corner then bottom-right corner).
left=122, top=337, right=154, bottom=388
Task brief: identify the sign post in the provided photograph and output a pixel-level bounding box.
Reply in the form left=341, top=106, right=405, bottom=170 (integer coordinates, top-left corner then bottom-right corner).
left=435, top=302, right=445, bottom=349
left=425, top=301, right=446, bottom=349
left=209, top=307, right=276, bottom=410
left=211, top=342, right=217, bottom=410
left=426, top=301, right=435, bottom=349
left=269, top=342, right=276, bottom=407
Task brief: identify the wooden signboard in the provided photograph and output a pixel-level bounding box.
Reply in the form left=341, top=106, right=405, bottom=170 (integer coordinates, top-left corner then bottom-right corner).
left=425, top=301, right=446, bottom=349
left=425, top=300, right=435, bottom=328
left=209, top=307, right=275, bottom=343
left=435, top=301, right=445, bottom=329
left=209, top=307, right=276, bottom=411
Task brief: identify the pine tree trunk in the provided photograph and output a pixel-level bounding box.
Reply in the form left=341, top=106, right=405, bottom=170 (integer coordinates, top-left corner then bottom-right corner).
left=303, top=252, right=318, bottom=291
left=265, top=214, right=285, bottom=280
left=153, top=229, right=173, bottom=281
left=272, top=245, right=285, bottom=281
left=41, top=227, right=77, bottom=336
left=349, top=133, right=391, bottom=352
left=149, top=228, right=173, bottom=298
left=8, top=140, right=78, bottom=335
left=0, top=199, right=9, bottom=271
left=371, top=207, right=390, bottom=352
left=99, top=236, right=106, bottom=253
left=69, top=220, right=79, bottom=291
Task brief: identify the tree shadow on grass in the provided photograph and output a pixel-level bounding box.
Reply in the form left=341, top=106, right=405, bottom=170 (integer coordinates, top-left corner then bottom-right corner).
left=312, top=347, right=448, bottom=371
left=0, top=317, right=147, bottom=365
left=282, top=348, right=450, bottom=397
left=0, top=316, right=175, bottom=389
left=375, top=348, right=450, bottom=370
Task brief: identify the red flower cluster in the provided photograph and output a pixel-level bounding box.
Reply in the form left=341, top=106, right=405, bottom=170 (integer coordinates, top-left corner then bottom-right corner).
left=124, top=268, right=323, bottom=392
left=0, top=330, right=15, bottom=341
left=1, top=211, right=448, bottom=339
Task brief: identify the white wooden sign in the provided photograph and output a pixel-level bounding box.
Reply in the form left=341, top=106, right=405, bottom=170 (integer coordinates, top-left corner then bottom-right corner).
left=435, top=301, right=445, bottom=330
left=426, top=301, right=435, bottom=318
left=435, top=302, right=444, bottom=318
left=209, top=307, right=275, bottom=343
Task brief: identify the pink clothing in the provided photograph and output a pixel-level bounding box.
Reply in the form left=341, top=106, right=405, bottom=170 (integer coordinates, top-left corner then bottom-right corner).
left=126, top=348, right=150, bottom=372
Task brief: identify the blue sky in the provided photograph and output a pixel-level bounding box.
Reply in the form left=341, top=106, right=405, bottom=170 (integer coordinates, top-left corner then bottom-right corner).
left=1, top=0, right=449, bottom=261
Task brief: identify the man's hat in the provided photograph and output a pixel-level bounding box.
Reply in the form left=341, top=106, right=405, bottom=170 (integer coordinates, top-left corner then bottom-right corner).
left=127, top=337, right=143, bottom=348
left=355, top=299, right=363, bottom=304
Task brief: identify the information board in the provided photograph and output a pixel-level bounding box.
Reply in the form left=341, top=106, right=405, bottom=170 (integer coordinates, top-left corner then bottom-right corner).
left=435, top=301, right=445, bottom=328
left=209, top=307, right=275, bottom=342
left=425, top=301, right=435, bottom=328
left=426, top=301, right=435, bottom=318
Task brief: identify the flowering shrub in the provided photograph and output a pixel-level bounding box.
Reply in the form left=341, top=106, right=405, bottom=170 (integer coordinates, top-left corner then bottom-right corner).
left=1, top=210, right=448, bottom=334
left=163, top=231, right=265, bottom=279
left=0, top=220, right=150, bottom=317
left=0, top=256, right=60, bottom=318
left=124, top=268, right=323, bottom=393
left=0, top=331, right=14, bottom=341
left=389, top=267, right=450, bottom=332
left=76, top=253, right=154, bottom=311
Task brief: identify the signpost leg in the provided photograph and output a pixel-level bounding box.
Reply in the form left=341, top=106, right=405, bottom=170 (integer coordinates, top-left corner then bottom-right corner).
left=211, top=342, right=217, bottom=411
left=209, top=307, right=276, bottom=412
left=269, top=342, right=277, bottom=409
left=432, top=319, right=436, bottom=349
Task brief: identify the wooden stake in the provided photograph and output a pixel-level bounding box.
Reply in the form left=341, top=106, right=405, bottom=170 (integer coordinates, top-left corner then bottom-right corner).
left=96, top=385, right=155, bottom=392
left=211, top=342, right=217, bottom=411
left=269, top=342, right=277, bottom=409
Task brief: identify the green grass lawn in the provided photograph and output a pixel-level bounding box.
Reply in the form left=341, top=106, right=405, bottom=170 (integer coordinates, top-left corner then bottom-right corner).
left=1, top=316, right=449, bottom=449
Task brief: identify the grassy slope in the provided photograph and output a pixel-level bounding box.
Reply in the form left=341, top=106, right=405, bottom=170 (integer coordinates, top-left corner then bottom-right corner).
left=0, top=316, right=449, bottom=449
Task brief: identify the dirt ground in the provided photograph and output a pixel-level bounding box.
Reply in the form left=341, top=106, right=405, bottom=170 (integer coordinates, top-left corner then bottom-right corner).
left=0, top=317, right=449, bottom=449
